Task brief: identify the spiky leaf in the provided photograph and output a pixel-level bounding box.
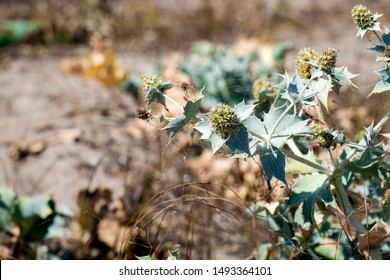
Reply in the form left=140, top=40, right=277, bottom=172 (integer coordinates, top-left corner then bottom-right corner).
left=234, top=100, right=255, bottom=121
left=163, top=95, right=202, bottom=140
left=145, top=82, right=174, bottom=107
left=256, top=146, right=287, bottom=184
left=289, top=174, right=332, bottom=225
left=225, top=124, right=251, bottom=156
left=371, top=67, right=390, bottom=95
left=263, top=107, right=310, bottom=148
left=311, top=77, right=333, bottom=111
left=332, top=67, right=359, bottom=88
left=0, top=187, right=17, bottom=231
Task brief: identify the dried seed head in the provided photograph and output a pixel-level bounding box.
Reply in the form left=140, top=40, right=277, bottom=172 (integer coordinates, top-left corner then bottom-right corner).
left=136, top=108, right=152, bottom=120
left=252, top=79, right=275, bottom=100
left=209, top=104, right=240, bottom=138
left=319, top=48, right=337, bottom=73
left=141, top=74, right=162, bottom=91
left=352, top=5, right=375, bottom=29
left=295, top=48, right=319, bottom=79
left=180, top=82, right=191, bottom=91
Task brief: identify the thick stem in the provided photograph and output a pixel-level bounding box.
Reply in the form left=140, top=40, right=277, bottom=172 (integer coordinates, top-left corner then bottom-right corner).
left=280, top=147, right=332, bottom=175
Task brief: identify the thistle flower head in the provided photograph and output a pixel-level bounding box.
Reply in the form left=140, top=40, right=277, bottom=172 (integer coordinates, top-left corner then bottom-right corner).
left=310, top=123, right=334, bottom=148
left=295, top=48, right=319, bottom=79
left=209, top=104, right=240, bottom=138
left=252, top=79, right=275, bottom=100
left=142, top=74, right=163, bottom=91
left=351, top=5, right=375, bottom=29
left=318, top=48, right=337, bottom=73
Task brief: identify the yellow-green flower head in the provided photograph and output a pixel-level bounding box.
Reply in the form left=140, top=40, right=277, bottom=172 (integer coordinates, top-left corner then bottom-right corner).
left=318, top=48, right=337, bottom=73
left=351, top=5, right=374, bottom=29
left=142, top=74, right=162, bottom=91
left=384, top=189, right=390, bottom=205
left=209, top=104, right=240, bottom=138
left=295, top=48, right=319, bottom=79
left=252, top=79, right=275, bottom=100
left=310, top=123, right=334, bottom=148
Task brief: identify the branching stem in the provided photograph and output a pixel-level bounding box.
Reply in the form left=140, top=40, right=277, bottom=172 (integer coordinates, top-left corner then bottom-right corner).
left=164, top=94, right=184, bottom=112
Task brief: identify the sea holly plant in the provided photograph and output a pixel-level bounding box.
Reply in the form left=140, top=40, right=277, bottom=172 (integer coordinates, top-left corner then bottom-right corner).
left=139, top=4, right=390, bottom=260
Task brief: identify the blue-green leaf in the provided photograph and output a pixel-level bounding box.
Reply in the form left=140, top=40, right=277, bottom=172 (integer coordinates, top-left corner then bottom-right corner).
left=332, top=66, right=359, bottom=88
left=371, top=67, right=390, bottom=95
left=145, top=82, right=174, bottom=107
left=382, top=30, right=390, bottom=46
left=243, top=116, right=267, bottom=139
left=0, top=187, right=17, bottom=231
left=289, top=174, right=332, bottom=225
left=225, top=124, right=251, bottom=156
left=234, top=100, right=255, bottom=121
left=256, top=146, right=287, bottom=184
left=263, top=107, right=310, bottom=148
left=210, top=133, right=227, bottom=154
left=311, top=77, right=333, bottom=111
left=195, top=119, right=212, bottom=139
left=163, top=96, right=203, bottom=140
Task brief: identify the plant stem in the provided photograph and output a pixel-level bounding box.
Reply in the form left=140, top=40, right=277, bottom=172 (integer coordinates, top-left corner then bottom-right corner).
left=327, top=148, right=337, bottom=169
left=337, top=110, right=390, bottom=169
left=266, top=77, right=315, bottom=142
left=345, top=141, right=390, bottom=155
left=164, top=94, right=184, bottom=112
left=330, top=110, right=390, bottom=260
left=280, top=147, right=332, bottom=175
left=373, top=30, right=385, bottom=46
left=286, top=138, right=303, bottom=157
left=250, top=134, right=331, bottom=175
left=332, top=178, right=382, bottom=260
left=314, top=96, right=325, bottom=123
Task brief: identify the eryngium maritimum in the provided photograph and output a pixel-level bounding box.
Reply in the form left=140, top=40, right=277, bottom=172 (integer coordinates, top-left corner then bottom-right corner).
left=209, top=104, right=240, bottom=138
left=295, top=48, right=319, bottom=79
left=319, top=48, right=337, bottom=73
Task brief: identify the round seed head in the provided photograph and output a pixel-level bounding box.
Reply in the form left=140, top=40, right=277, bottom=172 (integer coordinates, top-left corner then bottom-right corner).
left=209, top=104, right=240, bottom=138
left=142, top=74, right=162, bottom=91
left=295, top=48, right=319, bottom=79
left=319, top=48, right=337, bottom=73
left=352, top=5, right=375, bottom=29
left=252, top=79, right=275, bottom=100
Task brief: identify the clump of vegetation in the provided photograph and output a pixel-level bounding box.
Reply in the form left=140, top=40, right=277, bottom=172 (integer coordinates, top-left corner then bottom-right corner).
left=0, top=187, right=71, bottom=259
left=139, top=4, right=390, bottom=260
left=179, top=41, right=292, bottom=107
